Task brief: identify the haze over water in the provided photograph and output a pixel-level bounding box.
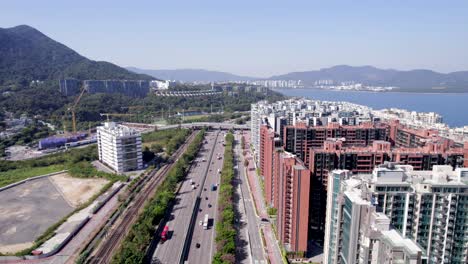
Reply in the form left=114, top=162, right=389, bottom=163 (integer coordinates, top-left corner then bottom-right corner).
left=274, top=88, right=468, bottom=128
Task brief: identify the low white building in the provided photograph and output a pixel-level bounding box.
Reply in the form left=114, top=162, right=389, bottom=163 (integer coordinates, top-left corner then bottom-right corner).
left=150, top=80, right=170, bottom=90
left=97, top=122, right=142, bottom=173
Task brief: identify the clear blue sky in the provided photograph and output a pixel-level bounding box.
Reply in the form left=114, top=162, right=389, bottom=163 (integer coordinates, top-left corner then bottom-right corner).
left=2, top=0, right=468, bottom=77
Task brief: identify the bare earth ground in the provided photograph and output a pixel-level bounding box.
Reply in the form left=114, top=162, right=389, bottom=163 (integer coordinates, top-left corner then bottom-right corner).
left=0, top=174, right=108, bottom=253
left=0, top=241, right=33, bottom=254
left=49, top=173, right=109, bottom=207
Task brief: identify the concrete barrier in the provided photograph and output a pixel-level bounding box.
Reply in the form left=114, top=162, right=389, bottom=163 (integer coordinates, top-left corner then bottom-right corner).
left=39, top=216, right=91, bottom=258
left=92, top=183, right=124, bottom=214
left=0, top=170, right=68, bottom=192
left=0, top=216, right=90, bottom=261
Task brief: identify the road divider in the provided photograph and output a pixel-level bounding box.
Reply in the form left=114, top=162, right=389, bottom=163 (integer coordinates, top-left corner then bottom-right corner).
left=213, top=132, right=237, bottom=264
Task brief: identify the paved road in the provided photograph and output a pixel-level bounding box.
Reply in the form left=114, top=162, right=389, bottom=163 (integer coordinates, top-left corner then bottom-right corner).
left=243, top=132, right=283, bottom=264
left=186, top=131, right=226, bottom=264
left=233, top=132, right=267, bottom=264
left=152, top=131, right=220, bottom=264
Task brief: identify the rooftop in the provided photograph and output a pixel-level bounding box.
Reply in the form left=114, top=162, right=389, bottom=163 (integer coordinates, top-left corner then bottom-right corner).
left=98, top=122, right=140, bottom=137
left=344, top=188, right=369, bottom=205
left=293, top=164, right=306, bottom=170
left=381, top=230, right=422, bottom=257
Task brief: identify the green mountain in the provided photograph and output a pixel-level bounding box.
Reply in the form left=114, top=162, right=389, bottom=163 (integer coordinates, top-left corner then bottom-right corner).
left=0, top=25, right=152, bottom=89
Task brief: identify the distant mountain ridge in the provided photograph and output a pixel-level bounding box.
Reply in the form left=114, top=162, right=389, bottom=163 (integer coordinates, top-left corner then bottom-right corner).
left=0, top=25, right=152, bottom=88
left=126, top=67, right=256, bottom=82
left=128, top=65, right=468, bottom=92
left=269, top=65, right=468, bottom=92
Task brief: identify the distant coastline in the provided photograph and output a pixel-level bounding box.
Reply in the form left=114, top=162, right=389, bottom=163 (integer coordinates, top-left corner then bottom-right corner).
left=277, top=86, right=468, bottom=94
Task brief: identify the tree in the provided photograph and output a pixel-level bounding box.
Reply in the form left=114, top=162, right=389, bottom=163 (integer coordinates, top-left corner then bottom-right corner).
left=150, top=143, right=163, bottom=153
left=142, top=146, right=155, bottom=162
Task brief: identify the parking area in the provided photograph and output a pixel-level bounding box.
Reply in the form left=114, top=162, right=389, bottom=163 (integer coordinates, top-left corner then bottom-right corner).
left=0, top=173, right=109, bottom=254
left=0, top=177, right=74, bottom=253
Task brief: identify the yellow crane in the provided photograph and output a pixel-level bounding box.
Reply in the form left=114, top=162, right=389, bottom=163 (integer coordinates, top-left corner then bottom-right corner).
left=68, top=87, right=87, bottom=134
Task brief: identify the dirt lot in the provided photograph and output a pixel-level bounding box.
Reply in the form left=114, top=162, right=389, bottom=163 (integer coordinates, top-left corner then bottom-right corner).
left=0, top=174, right=109, bottom=253
left=50, top=173, right=109, bottom=207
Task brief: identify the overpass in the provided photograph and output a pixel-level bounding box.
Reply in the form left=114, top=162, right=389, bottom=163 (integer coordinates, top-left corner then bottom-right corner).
left=121, top=122, right=249, bottom=131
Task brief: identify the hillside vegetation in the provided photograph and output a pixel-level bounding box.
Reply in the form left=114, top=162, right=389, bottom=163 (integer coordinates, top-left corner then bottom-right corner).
left=0, top=25, right=151, bottom=89
left=0, top=145, right=125, bottom=188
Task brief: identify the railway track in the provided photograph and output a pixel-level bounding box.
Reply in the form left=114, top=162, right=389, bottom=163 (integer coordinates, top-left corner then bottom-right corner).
left=88, top=131, right=198, bottom=264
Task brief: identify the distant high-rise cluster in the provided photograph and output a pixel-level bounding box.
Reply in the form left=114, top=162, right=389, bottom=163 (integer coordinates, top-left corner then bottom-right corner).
left=59, top=79, right=151, bottom=97
left=245, top=79, right=303, bottom=88
left=251, top=99, right=468, bottom=262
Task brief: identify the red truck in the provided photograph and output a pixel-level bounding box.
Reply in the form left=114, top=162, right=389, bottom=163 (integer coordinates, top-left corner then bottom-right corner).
left=161, top=225, right=169, bottom=242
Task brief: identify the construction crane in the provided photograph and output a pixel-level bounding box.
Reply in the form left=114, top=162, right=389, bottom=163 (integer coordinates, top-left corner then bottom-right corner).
left=100, top=113, right=135, bottom=122
left=68, top=87, right=87, bottom=134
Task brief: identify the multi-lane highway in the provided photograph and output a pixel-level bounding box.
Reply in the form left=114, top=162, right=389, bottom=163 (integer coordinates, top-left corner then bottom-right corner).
left=88, top=131, right=198, bottom=264
left=185, top=131, right=226, bottom=264
left=152, top=131, right=223, bottom=264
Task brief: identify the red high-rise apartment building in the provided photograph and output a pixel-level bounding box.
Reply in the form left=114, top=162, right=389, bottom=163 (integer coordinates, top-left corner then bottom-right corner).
left=276, top=152, right=311, bottom=253
left=307, top=138, right=467, bottom=242
left=388, top=119, right=455, bottom=148
left=283, top=122, right=389, bottom=167
left=259, top=120, right=468, bottom=254
left=260, top=124, right=276, bottom=207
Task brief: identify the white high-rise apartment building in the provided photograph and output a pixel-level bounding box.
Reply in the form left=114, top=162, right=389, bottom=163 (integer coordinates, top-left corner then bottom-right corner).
left=324, top=164, right=468, bottom=264
left=324, top=170, right=423, bottom=264
left=97, top=122, right=142, bottom=173
left=251, top=102, right=264, bottom=161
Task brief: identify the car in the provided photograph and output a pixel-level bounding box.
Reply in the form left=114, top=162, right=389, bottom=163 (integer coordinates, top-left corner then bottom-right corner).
left=199, top=220, right=203, bottom=225
left=204, top=188, right=207, bottom=191
left=199, top=208, right=202, bottom=212
left=205, top=197, right=208, bottom=200
left=208, top=204, right=212, bottom=208
left=261, top=218, right=269, bottom=222
left=196, top=243, right=201, bottom=248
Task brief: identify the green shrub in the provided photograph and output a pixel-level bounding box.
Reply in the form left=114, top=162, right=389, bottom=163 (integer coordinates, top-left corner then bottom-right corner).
left=213, top=132, right=236, bottom=264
